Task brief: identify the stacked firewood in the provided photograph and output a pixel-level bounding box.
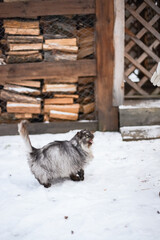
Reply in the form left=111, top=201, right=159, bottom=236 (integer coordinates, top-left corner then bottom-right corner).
left=3, top=19, right=43, bottom=63
left=0, top=80, right=42, bottom=122
left=78, top=77, right=95, bottom=120
left=43, top=77, right=80, bottom=121
left=40, top=16, right=78, bottom=62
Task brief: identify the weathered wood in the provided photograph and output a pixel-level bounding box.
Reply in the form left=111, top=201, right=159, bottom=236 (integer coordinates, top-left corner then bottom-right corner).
left=0, top=90, right=41, bottom=103
left=5, top=28, right=40, bottom=35
left=43, top=44, right=78, bottom=53
left=3, top=84, right=41, bottom=95
left=6, top=53, right=42, bottom=63
left=9, top=43, right=42, bottom=51
left=0, top=121, right=98, bottom=136
left=78, top=46, right=94, bottom=59
left=96, top=0, right=118, bottom=131
left=44, top=76, right=78, bottom=84
left=0, top=0, right=95, bottom=18
left=113, top=0, right=124, bottom=106
left=7, top=102, right=41, bottom=113
left=44, top=104, right=80, bottom=114
left=144, top=0, right=160, bottom=15
left=0, top=60, right=96, bottom=83
left=42, top=84, right=77, bottom=93
left=44, top=98, right=73, bottom=105
left=7, top=80, right=41, bottom=88
left=54, top=94, right=79, bottom=99
left=7, top=35, right=43, bottom=43
left=120, top=125, right=160, bottom=141
left=44, top=51, right=77, bottom=62
left=82, top=102, right=95, bottom=114
left=50, top=110, right=78, bottom=121
left=3, top=19, right=39, bottom=29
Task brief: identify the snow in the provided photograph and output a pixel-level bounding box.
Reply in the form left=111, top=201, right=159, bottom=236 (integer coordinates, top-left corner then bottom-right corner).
left=7, top=102, right=40, bottom=107
left=50, top=110, right=77, bottom=116
left=0, top=130, right=160, bottom=240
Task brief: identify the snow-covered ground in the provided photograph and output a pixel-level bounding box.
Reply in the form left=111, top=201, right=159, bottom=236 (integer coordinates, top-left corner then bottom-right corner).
left=0, top=130, right=160, bottom=240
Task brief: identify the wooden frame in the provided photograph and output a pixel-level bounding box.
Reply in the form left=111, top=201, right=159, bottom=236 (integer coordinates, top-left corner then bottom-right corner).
left=0, top=0, right=119, bottom=132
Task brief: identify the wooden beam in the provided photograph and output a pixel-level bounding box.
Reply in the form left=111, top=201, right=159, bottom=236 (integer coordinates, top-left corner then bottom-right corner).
left=96, top=0, right=118, bottom=131
left=0, top=0, right=95, bottom=18
left=0, top=59, right=96, bottom=84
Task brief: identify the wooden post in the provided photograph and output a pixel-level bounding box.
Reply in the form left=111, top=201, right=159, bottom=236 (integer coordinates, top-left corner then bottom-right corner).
left=96, top=0, right=118, bottom=131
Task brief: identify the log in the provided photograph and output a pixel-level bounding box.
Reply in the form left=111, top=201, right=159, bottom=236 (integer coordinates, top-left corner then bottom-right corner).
left=9, top=43, right=42, bottom=51
left=78, top=83, right=93, bottom=92
left=77, top=95, right=94, bottom=104
left=42, top=84, right=77, bottom=93
left=44, top=98, right=73, bottom=105
left=6, top=53, right=42, bottom=63
left=78, top=46, right=94, bottom=59
left=7, top=80, right=41, bottom=88
left=3, top=19, right=39, bottom=29
left=82, top=102, right=95, bottom=114
left=0, top=89, right=41, bottom=103
left=4, top=0, right=30, bottom=2
left=0, top=113, right=16, bottom=123
left=50, top=109, right=78, bottom=121
left=43, top=44, right=78, bottom=53
left=45, top=38, right=77, bottom=46
left=5, top=28, right=40, bottom=35
left=44, top=104, right=80, bottom=113
left=7, top=102, right=41, bottom=113
left=54, top=94, right=79, bottom=99
left=15, top=113, right=32, bottom=119
left=44, top=76, right=78, bottom=83
left=6, top=50, right=39, bottom=55
left=3, top=84, right=41, bottom=95
left=0, top=107, right=1, bottom=114
left=7, top=35, right=43, bottom=43
left=44, top=51, right=77, bottom=61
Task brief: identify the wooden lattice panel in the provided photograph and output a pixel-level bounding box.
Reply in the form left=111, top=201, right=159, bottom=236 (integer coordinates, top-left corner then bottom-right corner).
left=125, top=0, right=160, bottom=99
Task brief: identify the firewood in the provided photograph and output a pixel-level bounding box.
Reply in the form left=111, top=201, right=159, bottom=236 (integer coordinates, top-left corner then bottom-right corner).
left=3, top=84, right=41, bottom=95
left=5, top=28, right=40, bottom=35
left=78, top=77, right=95, bottom=85
left=9, top=43, right=42, bottom=51
left=4, top=0, right=30, bottom=2
left=3, top=20, right=39, bottom=29
left=44, top=98, right=73, bottom=105
left=7, top=35, right=43, bottom=43
left=7, top=102, right=41, bottom=114
left=79, top=112, right=96, bottom=120
left=6, top=50, right=39, bottom=55
left=15, top=113, right=32, bottom=119
left=78, top=46, right=94, bottom=59
left=43, top=44, right=78, bottom=53
left=7, top=80, right=41, bottom=88
left=44, top=104, right=80, bottom=114
left=42, top=84, right=77, bottom=93
left=77, top=95, right=94, bottom=104
left=45, top=39, right=77, bottom=46
left=0, top=113, right=16, bottom=123
left=44, top=77, right=78, bottom=84
left=6, top=53, right=42, bottom=63
left=82, top=102, right=95, bottom=114
left=78, top=83, right=93, bottom=92
left=50, top=110, right=78, bottom=121
left=44, top=113, right=50, bottom=122
left=0, top=90, right=41, bottom=103
left=44, top=51, right=77, bottom=61
left=54, top=94, right=79, bottom=99
left=0, top=107, right=1, bottom=114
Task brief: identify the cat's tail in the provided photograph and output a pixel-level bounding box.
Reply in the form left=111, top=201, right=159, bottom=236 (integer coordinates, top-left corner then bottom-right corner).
left=18, top=120, right=33, bottom=153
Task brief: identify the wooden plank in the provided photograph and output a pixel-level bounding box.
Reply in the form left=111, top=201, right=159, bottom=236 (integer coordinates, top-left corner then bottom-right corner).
left=7, top=35, right=43, bottom=43
left=50, top=110, right=78, bottom=121
left=45, top=38, right=77, bottom=46
left=44, top=104, right=80, bottom=114
left=43, top=44, right=78, bottom=53
left=0, top=0, right=95, bottom=18
left=9, top=43, right=42, bottom=51
left=0, top=121, right=98, bottom=136
left=0, top=90, right=41, bottom=103
left=7, top=102, right=41, bottom=113
left=120, top=125, right=160, bottom=141
left=3, top=19, right=39, bottom=29
left=54, top=94, right=79, bottom=99
left=44, top=98, right=73, bottom=105
left=3, top=84, right=41, bottom=95
left=5, top=28, right=40, bottom=35
left=42, top=84, right=77, bottom=93
left=0, top=60, right=96, bottom=84
left=113, top=0, right=124, bottom=106
left=6, top=51, right=39, bottom=55
left=7, top=80, right=41, bottom=88
left=96, top=0, right=118, bottom=131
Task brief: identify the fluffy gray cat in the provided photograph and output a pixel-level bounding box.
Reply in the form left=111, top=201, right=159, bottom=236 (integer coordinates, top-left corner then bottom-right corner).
left=18, top=120, right=94, bottom=188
